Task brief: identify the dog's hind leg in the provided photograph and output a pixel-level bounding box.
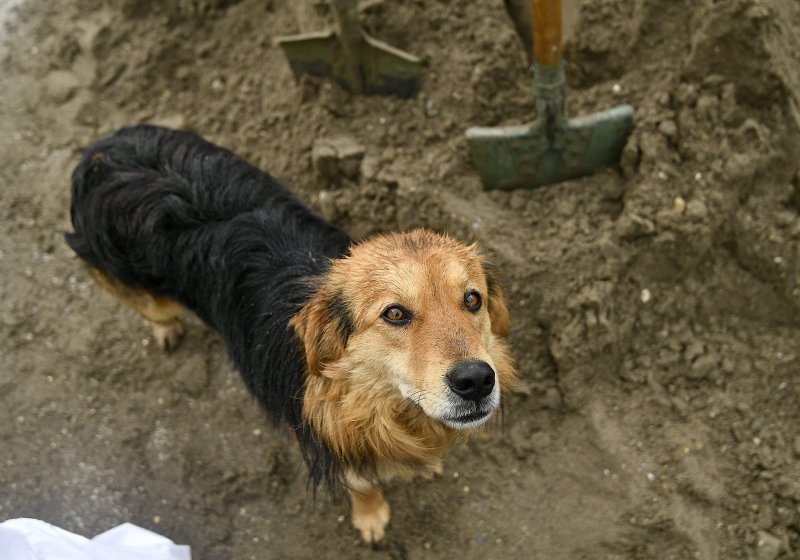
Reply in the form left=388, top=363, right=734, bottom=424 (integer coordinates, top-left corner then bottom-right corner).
left=90, top=268, right=186, bottom=351
left=346, top=474, right=391, bottom=544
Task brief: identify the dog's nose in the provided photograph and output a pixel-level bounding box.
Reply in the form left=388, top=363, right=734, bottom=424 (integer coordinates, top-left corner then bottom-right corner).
left=446, top=360, right=495, bottom=404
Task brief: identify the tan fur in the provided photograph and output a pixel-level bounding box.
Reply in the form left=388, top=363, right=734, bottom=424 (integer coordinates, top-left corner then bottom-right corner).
left=485, top=273, right=511, bottom=337
left=291, top=229, right=517, bottom=542
left=91, top=268, right=186, bottom=350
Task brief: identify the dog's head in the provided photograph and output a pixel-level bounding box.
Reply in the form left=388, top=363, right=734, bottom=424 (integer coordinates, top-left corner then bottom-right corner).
left=293, top=229, right=515, bottom=432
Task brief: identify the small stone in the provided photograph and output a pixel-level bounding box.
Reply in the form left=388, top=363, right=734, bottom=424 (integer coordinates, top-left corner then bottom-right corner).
left=43, top=70, right=81, bottom=104
left=612, top=83, right=622, bottom=94
left=640, top=288, right=652, bottom=303
left=616, top=213, right=655, bottom=239
left=684, top=341, right=705, bottom=362
left=686, top=199, right=709, bottom=220
left=425, top=98, right=438, bottom=117
left=317, top=191, right=337, bottom=222
left=696, top=94, right=719, bottom=117
left=195, top=39, right=218, bottom=58
left=775, top=476, right=800, bottom=500
left=755, top=531, right=785, bottom=560
left=675, top=84, right=698, bottom=106
left=360, top=155, right=379, bottom=180
left=658, top=119, right=678, bottom=138
left=312, top=137, right=365, bottom=183
left=312, top=143, right=338, bottom=181
left=543, top=387, right=563, bottom=410
left=721, top=357, right=736, bottom=374
left=688, top=354, right=717, bottom=379
left=673, top=196, right=686, bottom=214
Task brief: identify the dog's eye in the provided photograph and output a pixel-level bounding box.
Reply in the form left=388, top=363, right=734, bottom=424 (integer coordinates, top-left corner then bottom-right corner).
left=464, top=290, right=482, bottom=312
left=382, top=305, right=411, bottom=325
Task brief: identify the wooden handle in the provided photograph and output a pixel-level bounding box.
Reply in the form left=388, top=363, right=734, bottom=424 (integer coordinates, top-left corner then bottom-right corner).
left=532, top=0, right=563, bottom=66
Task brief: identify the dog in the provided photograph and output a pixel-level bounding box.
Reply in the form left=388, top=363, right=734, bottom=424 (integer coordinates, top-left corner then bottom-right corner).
left=65, top=125, right=516, bottom=543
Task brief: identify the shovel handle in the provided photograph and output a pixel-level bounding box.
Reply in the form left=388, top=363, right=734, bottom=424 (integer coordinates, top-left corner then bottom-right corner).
left=330, top=0, right=362, bottom=46
left=532, top=0, right=563, bottom=66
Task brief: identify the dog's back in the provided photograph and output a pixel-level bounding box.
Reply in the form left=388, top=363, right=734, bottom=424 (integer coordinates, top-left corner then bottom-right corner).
left=66, top=125, right=350, bottom=323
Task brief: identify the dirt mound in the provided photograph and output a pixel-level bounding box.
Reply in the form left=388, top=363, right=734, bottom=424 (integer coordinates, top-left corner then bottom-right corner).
left=1, top=0, right=799, bottom=558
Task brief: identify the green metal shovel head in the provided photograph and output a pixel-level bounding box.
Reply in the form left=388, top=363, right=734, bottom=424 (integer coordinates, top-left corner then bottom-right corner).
left=466, top=65, right=633, bottom=190
left=275, top=0, right=422, bottom=98
left=275, top=30, right=422, bottom=98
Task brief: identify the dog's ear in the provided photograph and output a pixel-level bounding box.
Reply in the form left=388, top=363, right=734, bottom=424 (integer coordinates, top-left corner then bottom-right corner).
left=483, top=263, right=510, bottom=337
left=291, top=290, right=353, bottom=376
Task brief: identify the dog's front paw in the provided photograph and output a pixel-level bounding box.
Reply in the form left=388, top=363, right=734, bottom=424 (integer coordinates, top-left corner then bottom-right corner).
left=352, top=498, right=390, bottom=544
left=151, top=319, right=185, bottom=351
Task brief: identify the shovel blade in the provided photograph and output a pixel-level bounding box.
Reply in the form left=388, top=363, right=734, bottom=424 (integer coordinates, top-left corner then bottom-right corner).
left=466, top=104, right=634, bottom=190
left=275, top=32, right=422, bottom=98
left=276, top=31, right=340, bottom=82
left=361, top=35, right=422, bottom=98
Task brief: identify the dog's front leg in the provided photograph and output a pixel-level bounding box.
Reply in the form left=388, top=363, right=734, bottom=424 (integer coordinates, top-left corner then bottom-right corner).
left=347, top=474, right=390, bottom=544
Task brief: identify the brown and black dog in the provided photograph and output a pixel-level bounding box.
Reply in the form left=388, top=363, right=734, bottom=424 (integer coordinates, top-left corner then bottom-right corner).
left=66, top=125, right=516, bottom=543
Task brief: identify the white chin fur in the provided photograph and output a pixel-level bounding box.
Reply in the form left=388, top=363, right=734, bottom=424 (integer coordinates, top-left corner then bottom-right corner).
left=440, top=410, right=495, bottom=430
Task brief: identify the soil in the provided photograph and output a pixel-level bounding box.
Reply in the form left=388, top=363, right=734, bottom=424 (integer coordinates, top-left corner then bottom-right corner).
left=2, top=0, right=800, bottom=558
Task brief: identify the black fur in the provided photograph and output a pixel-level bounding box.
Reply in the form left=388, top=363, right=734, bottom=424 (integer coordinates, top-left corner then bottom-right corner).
left=325, top=291, right=356, bottom=344
left=65, top=125, right=352, bottom=491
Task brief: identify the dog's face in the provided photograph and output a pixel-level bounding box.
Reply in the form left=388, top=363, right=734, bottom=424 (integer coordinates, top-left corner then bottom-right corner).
left=294, top=230, right=513, bottom=431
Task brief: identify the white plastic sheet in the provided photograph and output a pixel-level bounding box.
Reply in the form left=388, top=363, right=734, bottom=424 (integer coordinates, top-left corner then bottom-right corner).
left=0, top=518, right=191, bottom=560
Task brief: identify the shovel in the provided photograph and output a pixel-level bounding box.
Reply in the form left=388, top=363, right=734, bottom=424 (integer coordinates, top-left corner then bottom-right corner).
left=466, top=0, right=633, bottom=190
left=275, top=0, right=422, bottom=98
